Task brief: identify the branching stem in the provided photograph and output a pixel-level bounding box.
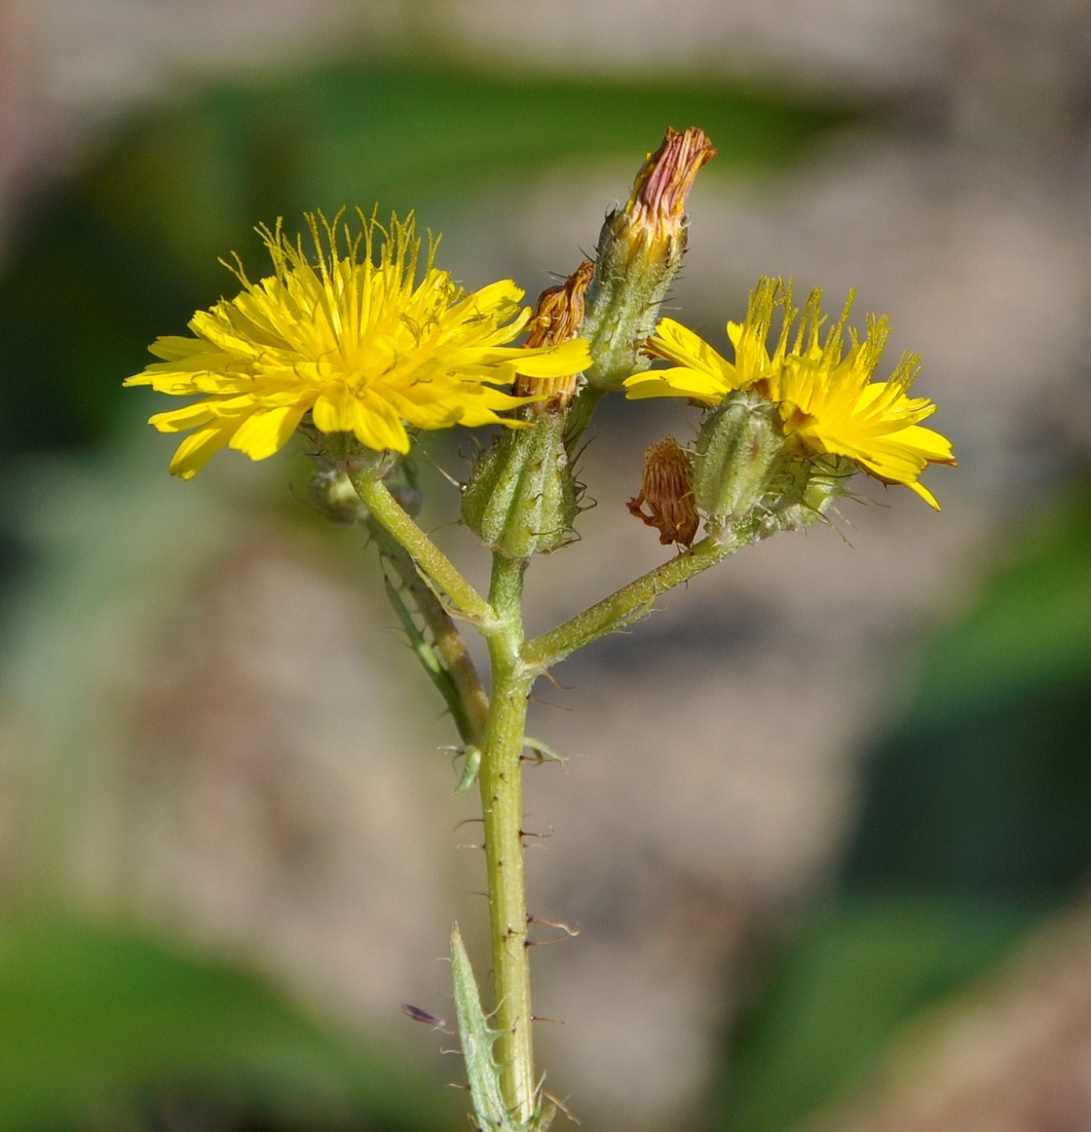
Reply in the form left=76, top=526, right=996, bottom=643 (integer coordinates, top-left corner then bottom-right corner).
left=349, top=471, right=495, bottom=628
left=521, top=515, right=766, bottom=675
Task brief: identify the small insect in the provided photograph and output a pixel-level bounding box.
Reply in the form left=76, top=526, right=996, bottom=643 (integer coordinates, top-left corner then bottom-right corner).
left=400, top=1003, right=448, bottom=1028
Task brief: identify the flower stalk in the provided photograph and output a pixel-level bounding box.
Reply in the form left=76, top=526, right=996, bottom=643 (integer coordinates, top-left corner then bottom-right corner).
left=372, top=522, right=490, bottom=747
left=347, top=469, right=496, bottom=628
left=520, top=516, right=766, bottom=677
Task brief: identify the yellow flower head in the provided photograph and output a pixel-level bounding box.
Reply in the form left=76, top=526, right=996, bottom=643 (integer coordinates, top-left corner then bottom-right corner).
left=126, top=210, right=592, bottom=478
left=624, top=278, right=957, bottom=509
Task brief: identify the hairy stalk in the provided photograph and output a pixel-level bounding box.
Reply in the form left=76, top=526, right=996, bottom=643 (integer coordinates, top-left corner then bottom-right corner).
left=562, top=385, right=607, bottom=453
left=370, top=521, right=489, bottom=746
left=349, top=470, right=495, bottom=627
left=480, top=553, right=536, bottom=1122
left=520, top=515, right=766, bottom=675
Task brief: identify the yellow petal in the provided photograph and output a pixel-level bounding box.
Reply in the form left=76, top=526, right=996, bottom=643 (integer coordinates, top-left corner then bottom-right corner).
left=168, top=419, right=239, bottom=479
left=228, top=404, right=308, bottom=461
left=624, top=367, right=726, bottom=404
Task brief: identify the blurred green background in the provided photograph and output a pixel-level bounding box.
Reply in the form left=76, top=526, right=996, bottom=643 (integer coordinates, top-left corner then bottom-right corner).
left=1, top=3, right=1089, bottom=1130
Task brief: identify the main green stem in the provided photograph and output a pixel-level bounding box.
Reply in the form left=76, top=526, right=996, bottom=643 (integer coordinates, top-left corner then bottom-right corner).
left=352, top=469, right=771, bottom=1129
left=480, top=553, right=536, bottom=1123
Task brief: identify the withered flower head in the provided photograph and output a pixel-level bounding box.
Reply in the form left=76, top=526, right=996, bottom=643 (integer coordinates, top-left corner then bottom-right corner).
left=628, top=435, right=699, bottom=547
left=581, top=127, right=716, bottom=393
left=514, top=258, right=596, bottom=411
left=623, top=126, right=717, bottom=254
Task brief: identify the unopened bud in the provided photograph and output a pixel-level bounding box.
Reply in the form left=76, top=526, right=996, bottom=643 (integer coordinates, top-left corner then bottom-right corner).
left=775, top=455, right=856, bottom=530
left=309, top=467, right=369, bottom=524
left=461, top=411, right=577, bottom=559
left=693, top=391, right=786, bottom=525
left=628, top=436, right=699, bottom=547
left=582, top=127, right=716, bottom=392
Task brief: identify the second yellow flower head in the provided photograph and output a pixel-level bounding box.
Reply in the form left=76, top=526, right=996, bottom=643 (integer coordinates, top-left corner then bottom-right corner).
left=625, top=278, right=956, bottom=509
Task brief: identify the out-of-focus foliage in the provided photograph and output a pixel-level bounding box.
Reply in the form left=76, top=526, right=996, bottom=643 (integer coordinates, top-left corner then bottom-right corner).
left=0, top=917, right=458, bottom=1131
left=715, top=895, right=1032, bottom=1132
left=846, top=484, right=1091, bottom=897
left=710, top=483, right=1091, bottom=1130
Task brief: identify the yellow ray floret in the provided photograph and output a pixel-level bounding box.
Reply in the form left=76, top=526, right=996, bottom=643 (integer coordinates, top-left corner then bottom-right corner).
left=126, top=210, right=592, bottom=478
left=624, top=277, right=956, bottom=509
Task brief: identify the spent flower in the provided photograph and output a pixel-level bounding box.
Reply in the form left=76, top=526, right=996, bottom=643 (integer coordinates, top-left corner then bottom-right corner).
left=581, top=126, right=716, bottom=392
left=126, top=209, right=591, bottom=477
left=627, top=436, right=699, bottom=547
left=513, top=258, right=595, bottom=412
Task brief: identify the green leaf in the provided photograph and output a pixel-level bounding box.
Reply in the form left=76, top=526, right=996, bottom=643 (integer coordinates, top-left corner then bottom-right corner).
left=910, top=487, right=1091, bottom=723
left=844, top=485, right=1091, bottom=896
left=714, top=894, right=1032, bottom=1132
left=450, top=926, right=547, bottom=1132
left=0, top=916, right=457, bottom=1131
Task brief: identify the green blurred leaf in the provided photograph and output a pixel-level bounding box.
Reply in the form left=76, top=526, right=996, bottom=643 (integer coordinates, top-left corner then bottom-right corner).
left=714, top=894, right=1032, bottom=1132
left=0, top=200, right=193, bottom=456
left=844, top=485, right=1091, bottom=896
left=0, top=917, right=457, bottom=1131
left=910, top=487, right=1091, bottom=724
left=85, top=58, right=854, bottom=287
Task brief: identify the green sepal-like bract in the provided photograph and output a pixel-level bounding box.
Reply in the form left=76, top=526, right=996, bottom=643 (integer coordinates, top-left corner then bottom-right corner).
left=461, top=413, right=577, bottom=560
left=451, top=927, right=552, bottom=1132
left=694, top=391, right=786, bottom=524
left=694, top=391, right=858, bottom=531
left=775, top=455, right=856, bottom=529
left=454, top=745, right=482, bottom=794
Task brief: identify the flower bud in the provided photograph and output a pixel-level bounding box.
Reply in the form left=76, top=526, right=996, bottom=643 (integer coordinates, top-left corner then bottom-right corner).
left=582, top=127, right=716, bottom=392
left=693, top=391, right=786, bottom=525
left=774, top=455, right=856, bottom=529
left=460, top=411, right=578, bottom=559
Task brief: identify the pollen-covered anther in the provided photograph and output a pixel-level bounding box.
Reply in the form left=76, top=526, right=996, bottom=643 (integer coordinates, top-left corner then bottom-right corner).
left=628, top=435, right=699, bottom=547
left=514, top=259, right=595, bottom=412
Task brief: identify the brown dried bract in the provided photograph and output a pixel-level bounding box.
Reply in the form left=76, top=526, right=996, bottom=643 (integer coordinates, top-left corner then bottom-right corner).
left=628, top=435, right=699, bottom=547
